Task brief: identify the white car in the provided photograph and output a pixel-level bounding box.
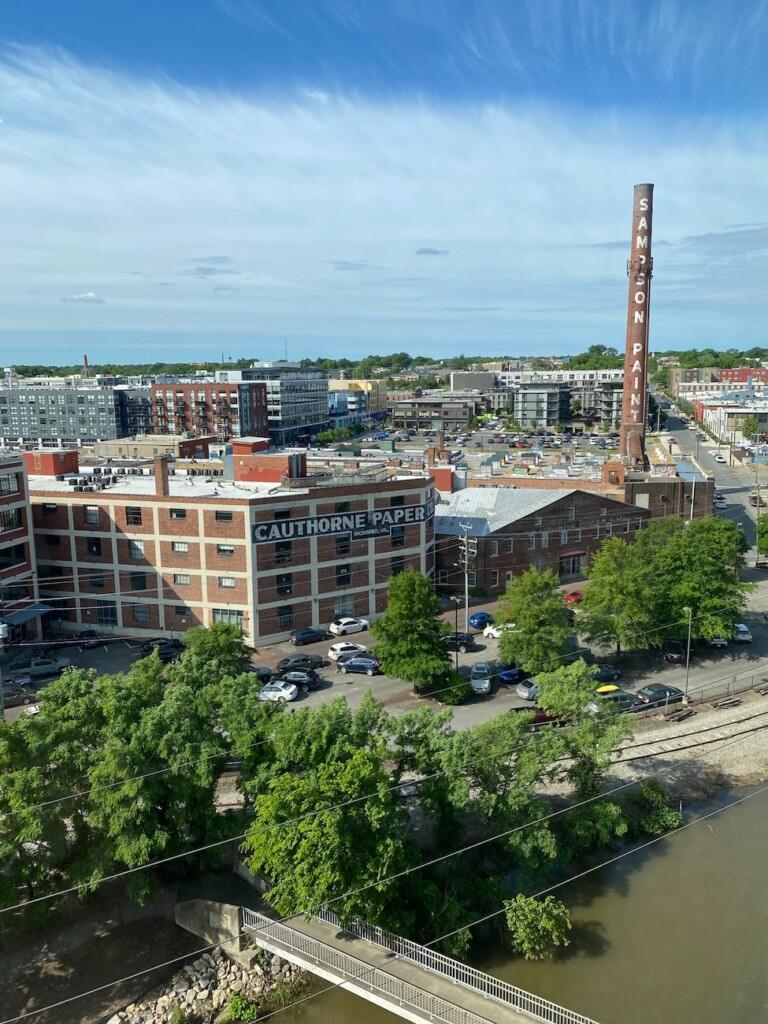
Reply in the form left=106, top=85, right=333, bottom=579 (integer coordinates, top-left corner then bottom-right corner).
left=733, top=623, right=753, bottom=643
left=483, top=623, right=516, bottom=639
left=257, top=680, right=299, bottom=704
left=714, top=454, right=727, bottom=464
left=328, top=641, right=368, bottom=661
left=714, top=498, right=728, bottom=510
left=328, top=617, right=370, bottom=636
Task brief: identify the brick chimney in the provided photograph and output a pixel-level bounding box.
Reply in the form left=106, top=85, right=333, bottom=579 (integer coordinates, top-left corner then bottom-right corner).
left=154, top=455, right=170, bottom=498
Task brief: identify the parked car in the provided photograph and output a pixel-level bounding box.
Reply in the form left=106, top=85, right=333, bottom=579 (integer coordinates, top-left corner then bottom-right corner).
left=749, top=495, right=765, bottom=507
left=483, top=623, right=515, bottom=639
left=289, top=627, right=328, bottom=646
left=662, top=639, right=686, bottom=664
left=75, top=630, right=105, bottom=649
left=142, top=637, right=184, bottom=655
left=276, top=654, right=325, bottom=673
left=328, top=617, right=370, bottom=636
left=247, top=665, right=273, bottom=682
left=275, top=669, right=321, bottom=692
left=713, top=490, right=724, bottom=500
left=635, top=683, right=685, bottom=707
left=591, top=664, right=621, bottom=683
left=707, top=636, right=729, bottom=649
left=714, top=498, right=728, bottom=510
left=495, top=663, right=524, bottom=684
left=587, top=685, right=644, bottom=715
left=328, top=642, right=368, bottom=662
left=469, top=661, right=493, bottom=695
left=733, top=623, right=753, bottom=643
left=26, top=656, right=70, bottom=678
left=714, top=453, right=727, bottom=464
left=257, top=680, right=299, bottom=704
left=469, top=611, right=494, bottom=630
left=564, top=591, right=583, bottom=604
left=338, top=656, right=381, bottom=676
left=516, top=678, right=540, bottom=701
left=441, top=632, right=478, bottom=654
left=2, top=681, right=37, bottom=708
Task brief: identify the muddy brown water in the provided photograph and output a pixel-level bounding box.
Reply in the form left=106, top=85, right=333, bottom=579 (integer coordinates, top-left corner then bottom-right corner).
left=275, top=787, right=768, bottom=1024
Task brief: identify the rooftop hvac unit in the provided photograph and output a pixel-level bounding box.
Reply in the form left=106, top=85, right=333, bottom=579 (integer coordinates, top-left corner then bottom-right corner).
left=68, top=479, right=77, bottom=486
left=74, top=485, right=83, bottom=492
left=55, top=474, right=64, bottom=481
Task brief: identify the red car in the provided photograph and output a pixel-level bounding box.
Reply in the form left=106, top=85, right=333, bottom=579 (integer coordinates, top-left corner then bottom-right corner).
left=564, top=591, right=583, bottom=604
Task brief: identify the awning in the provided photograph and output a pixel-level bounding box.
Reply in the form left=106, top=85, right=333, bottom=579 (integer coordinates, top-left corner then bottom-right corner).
left=1, top=603, right=53, bottom=626
left=560, top=550, right=587, bottom=558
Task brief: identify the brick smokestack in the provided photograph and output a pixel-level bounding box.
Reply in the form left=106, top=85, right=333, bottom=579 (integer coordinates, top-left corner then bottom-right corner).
left=154, top=455, right=170, bottom=498
left=619, top=183, right=654, bottom=467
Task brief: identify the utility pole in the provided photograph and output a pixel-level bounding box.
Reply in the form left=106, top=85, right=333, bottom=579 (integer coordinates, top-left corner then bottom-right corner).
left=683, top=606, right=693, bottom=702
left=457, top=523, right=476, bottom=633
left=0, top=622, right=8, bottom=721
left=755, top=445, right=762, bottom=568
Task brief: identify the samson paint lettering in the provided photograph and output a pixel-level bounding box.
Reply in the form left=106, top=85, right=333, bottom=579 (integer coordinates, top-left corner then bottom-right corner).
left=619, top=183, right=654, bottom=466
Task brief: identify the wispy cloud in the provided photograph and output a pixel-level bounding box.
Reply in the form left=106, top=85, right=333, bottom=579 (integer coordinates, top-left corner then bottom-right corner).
left=1, top=45, right=767, bottom=358
left=60, top=291, right=106, bottom=304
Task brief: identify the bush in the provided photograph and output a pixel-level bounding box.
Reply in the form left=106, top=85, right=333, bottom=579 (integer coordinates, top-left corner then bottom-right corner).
left=469, top=586, right=487, bottom=599
left=168, top=1010, right=189, bottom=1024
left=228, top=994, right=259, bottom=1021
left=504, top=894, right=571, bottom=960
left=414, top=673, right=471, bottom=705
left=622, top=779, right=683, bottom=837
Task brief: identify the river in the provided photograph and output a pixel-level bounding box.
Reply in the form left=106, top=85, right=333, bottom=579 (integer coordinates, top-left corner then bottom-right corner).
left=275, top=787, right=768, bottom=1024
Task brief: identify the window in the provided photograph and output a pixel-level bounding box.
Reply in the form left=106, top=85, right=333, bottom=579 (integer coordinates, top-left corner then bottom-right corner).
left=219, top=576, right=237, bottom=589
left=126, top=506, right=142, bottom=525
left=276, top=605, right=293, bottom=628
left=213, top=608, right=244, bottom=628
left=0, top=472, right=20, bottom=495
left=91, top=571, right=106, bottom=589
left=170, top=508, right=186, bottom=520
left=528, top=532, right=535, bottom=550
left=173, top=573, right=190, bottom=585
left=84, top=505, right=99, bottom=525
left=335, top=534, right=351, bottom=556
left=391, top=526, right=405, bottom=548
left=273, top=509, right=290, bottom=520
left=505, top=570, right=514, bottom=583
left=334, top=594, right=355, bottom=618
left=568, top=505, right=576, bottom=521
left=573, top=528, right=582, bottom=543
left=336, top=563, right=352, bottom=586
left=217, top=543, right=235, bottom=556
left=274, top=572, right=292, bottom=596
left=128, top=539, right=144, bottom=559
left=172, top=541, right=189, bottom=553
left=95, top=600, right=117, bottom=626
left=490, top=570, right=499, bottom=588
left=215, top=510, right=233, bottom=522
left=534, top=516, right=542, bottom=527
left=541, top=532, right=549, bottom=548
left=560, top=530, right=568, bottom=545
left=42, top=503, right=58, bottom=514
left=174, top=605, right=188, bottom=617
left=506, top=538, right=514, bottom=553
left=489, top=540, right=499, bottom=558
left=600, top=507, right=607, bottom=518
left=437, top=569, right=449, bottom=584
left=0, top=508, right=22, bottom=533
left=46, top=534, right=61, bottom=546
left=390, top=495, right=405, bottom=507
left=467, top=571, right=477, bottom=587
left=132, top=604, right=150, bottom=624
left=275, top=540, right=292, bottom=564
left=594, top=525, right=601, bottom=539
left=335, top=501, right=350, bottom=514
left=391, top=556, right=406, bottom=576
left=130, top=572, right=147, bottom=591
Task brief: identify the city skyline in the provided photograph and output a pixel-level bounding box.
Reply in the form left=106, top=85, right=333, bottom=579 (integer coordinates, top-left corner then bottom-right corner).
left=2, top=0, right=767, bottom=361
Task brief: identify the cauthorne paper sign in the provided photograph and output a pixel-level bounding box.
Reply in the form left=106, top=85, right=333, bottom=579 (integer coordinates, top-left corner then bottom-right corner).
left=252, top=498, right=434, bottom=543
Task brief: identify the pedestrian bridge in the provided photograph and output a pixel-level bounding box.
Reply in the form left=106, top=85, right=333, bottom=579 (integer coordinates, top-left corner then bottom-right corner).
left=242, top=907, right=598, bottom=1024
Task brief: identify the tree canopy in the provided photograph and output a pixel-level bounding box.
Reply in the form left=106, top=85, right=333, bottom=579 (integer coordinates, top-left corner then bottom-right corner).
left=496, top=568, right=572, bottom=673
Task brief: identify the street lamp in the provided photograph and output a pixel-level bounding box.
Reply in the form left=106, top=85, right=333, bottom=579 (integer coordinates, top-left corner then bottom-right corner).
left=449, top=595, right=461, bottom=673
left=683, top=606, right=693, bottom=702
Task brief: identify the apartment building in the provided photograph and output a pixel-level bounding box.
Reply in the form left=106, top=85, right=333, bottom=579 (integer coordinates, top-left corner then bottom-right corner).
left=26, top=451, right=434, bottom=645
left=0, top=453, right=43, bottom=641
left=0, top=380, right=151, bottom=446
left=150, top=381, right=268, bottom=441
left=326, top=378, right=387, bottom=417
left=389, top=396, right=482, bottom=432
left=216, top=363, right=329, bottom=445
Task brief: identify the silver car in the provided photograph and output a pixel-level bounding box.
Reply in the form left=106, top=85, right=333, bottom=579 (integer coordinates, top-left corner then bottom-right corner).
left=257, top=680, right=299, bottom=704
left=469, top=661, right=493, bottom=695
left=515, top=678, right=539, bottom=701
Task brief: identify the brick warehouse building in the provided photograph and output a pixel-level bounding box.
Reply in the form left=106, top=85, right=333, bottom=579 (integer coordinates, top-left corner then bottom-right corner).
left=0, top=452, right=45, bottom=641
left=434, top=487, right=651, bottom=596
left=25, top=451, right=434, bottom=646
left=150, top=381, right=269, bottom=441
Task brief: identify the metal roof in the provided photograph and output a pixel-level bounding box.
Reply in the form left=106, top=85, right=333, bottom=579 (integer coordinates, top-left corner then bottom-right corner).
left=434, top=487, right=575, bottom=536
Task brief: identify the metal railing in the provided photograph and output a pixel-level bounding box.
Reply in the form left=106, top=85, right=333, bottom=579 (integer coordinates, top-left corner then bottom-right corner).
left=242, top=909, right=497, bottom=1024
left=313, top=909, right=597, bottom=1024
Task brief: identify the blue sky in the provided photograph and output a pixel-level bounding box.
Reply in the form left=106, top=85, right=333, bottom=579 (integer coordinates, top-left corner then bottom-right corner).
left=1, top=0, right=767, bottom=363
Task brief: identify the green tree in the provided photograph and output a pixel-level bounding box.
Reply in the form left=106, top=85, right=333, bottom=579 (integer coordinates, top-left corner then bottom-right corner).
left=504, top=894, right=571, bottom=960
left=497, top=569, right=571, bottom=673
left=580, top=537, right=656, bottom=656
left=371, top=569, right=451, bottom=690
left=758, top=511, right=768, bottom=556
left=741, top=415, right=759, bottom=442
